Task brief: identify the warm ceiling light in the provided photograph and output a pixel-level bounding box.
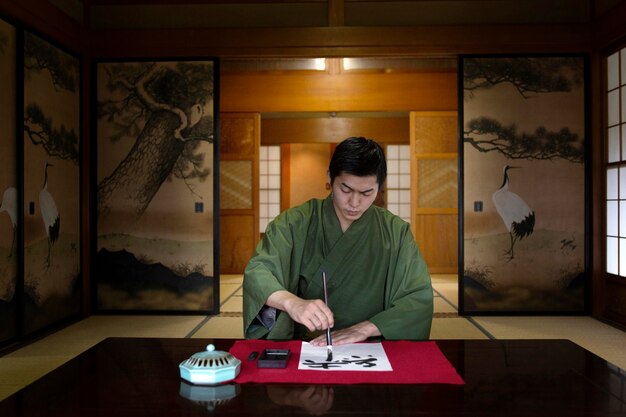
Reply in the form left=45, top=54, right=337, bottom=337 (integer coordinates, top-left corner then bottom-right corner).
left=342, top=58, right=355, bottom=70
left=313, top=58, right=326, bottom=70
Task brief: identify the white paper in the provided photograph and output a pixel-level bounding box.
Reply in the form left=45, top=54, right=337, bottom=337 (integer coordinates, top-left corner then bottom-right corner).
left=298, top=342, right=392, bottom=371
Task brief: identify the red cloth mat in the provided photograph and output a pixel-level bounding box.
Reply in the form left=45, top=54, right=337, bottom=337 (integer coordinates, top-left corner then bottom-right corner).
left=230, top=340, right=464, bottom=385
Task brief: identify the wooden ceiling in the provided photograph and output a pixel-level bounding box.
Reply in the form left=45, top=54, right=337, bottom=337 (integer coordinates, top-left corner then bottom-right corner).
left=64, top=0, right=626, bottom=29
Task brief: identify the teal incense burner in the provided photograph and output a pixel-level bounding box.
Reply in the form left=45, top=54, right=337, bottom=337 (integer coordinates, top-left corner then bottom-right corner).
left=179, top=344, right=241, bottom=385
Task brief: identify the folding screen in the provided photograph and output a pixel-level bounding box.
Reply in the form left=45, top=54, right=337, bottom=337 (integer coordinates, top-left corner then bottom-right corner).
left=460, top=55, right=588, bottom=314
left=22, top=30, right=82, bottom=334
left=95, top=59, right=220, bottom=314
left=0, top=18, right=17, bottom=344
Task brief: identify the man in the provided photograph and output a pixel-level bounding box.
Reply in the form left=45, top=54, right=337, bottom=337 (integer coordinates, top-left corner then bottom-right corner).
left=243, top=137, right=433, bottom=344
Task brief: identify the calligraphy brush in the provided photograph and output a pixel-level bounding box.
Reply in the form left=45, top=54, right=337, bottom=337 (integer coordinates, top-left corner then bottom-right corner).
left=322, top=271, right=333, bottom=361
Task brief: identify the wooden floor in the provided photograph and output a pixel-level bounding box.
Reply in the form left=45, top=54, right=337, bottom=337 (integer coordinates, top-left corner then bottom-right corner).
left=1, top=274, right=625, bottom=401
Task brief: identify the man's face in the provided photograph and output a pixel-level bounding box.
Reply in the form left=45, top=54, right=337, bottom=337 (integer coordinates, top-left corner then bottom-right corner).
left=329, top=172, right=379, bottom=231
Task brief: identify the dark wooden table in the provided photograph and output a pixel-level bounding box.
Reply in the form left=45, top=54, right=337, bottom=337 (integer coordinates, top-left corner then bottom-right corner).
left=0, top=338, right=625, bottom=416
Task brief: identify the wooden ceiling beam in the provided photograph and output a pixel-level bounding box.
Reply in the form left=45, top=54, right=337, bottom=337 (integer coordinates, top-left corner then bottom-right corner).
left=328, top=0, right=345, bottom=26
left=261, top=117, right=410, bottom=144
left=221, top=71, right=457, bottom=112
left=83, top=0, right=327, bottom=4
left=90, top=24, right=592, bottom=58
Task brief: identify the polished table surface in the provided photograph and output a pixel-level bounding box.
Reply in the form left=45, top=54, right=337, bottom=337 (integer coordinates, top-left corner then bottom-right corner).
left=1, top=337, right=625, bottom=416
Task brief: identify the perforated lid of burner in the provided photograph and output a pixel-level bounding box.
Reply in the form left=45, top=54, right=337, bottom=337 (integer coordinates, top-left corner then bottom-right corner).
left=179, top=344, right=241, bottom=385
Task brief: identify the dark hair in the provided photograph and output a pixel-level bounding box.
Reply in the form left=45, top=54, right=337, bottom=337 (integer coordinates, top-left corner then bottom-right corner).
left=328, top=137, right=387, bottom=186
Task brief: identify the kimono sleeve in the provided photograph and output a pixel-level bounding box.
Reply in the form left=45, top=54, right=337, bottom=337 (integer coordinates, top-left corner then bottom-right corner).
left=368, top=224, right=434, bottom=340
left=242, top=210, right=300, bottom=339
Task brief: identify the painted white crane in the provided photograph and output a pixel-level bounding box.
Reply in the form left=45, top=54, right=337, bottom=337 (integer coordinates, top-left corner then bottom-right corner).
left=0, top=187, right=17, bottom=258
left=492, top=165, right=535, bottom=261
left=39, top=162, right=60, bottom=267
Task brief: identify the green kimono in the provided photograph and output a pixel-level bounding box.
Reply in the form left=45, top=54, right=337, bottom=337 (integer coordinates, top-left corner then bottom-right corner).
left=243, top=195, right=433, bottom=340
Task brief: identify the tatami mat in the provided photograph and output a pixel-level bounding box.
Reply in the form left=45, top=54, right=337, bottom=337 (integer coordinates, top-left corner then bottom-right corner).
left=1, top=273, right=625, bottom=402
left=434, top=296, right=457, bottom=313
left=433, top=284, right=459, bottom=309
left=220, top=295, right=243, bottom=313
left=220, top=284, right=242, bottom=302
left=191, top=316, right=245, bottom=339
left=431, top=318, right=489, bottom=339
left=221, top=274, right=244, bottom=285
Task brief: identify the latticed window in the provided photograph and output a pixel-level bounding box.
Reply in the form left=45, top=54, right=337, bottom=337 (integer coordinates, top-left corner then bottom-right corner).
left=259, top=146, right=281, bottom=233
left=386, top=145, right=411, bottom=223
left=606, top=47, right=626, bottom=276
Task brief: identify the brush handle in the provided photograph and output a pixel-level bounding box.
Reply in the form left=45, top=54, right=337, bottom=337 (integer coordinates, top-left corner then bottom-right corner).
left=322, top=272, right=332, bottom=347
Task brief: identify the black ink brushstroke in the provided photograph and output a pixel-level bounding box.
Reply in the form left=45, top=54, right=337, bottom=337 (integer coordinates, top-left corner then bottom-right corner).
left=303, top=355, right=378, bottom=369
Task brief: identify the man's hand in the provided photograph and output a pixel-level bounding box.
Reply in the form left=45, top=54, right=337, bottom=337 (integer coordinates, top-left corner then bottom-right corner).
left=309, top=321, right=381, bottom=346
left=266, top=290, right=334, bottom=332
